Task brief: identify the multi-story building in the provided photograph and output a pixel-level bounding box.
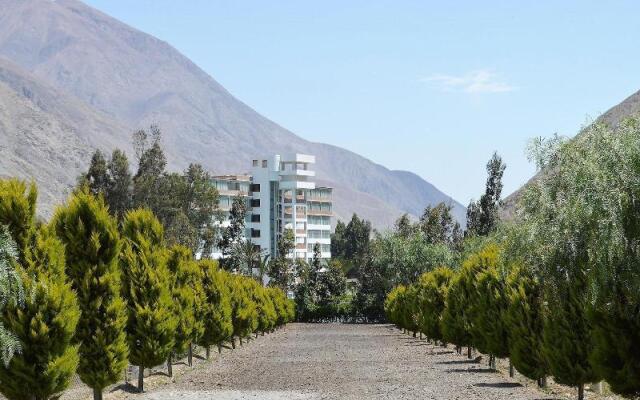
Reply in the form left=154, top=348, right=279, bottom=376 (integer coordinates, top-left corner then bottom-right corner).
left=249, top=154, right=332, bottom=261
left=206, top=154, right=332, bottom=263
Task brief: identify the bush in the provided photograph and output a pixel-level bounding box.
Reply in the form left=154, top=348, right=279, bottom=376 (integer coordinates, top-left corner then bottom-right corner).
left=197, top=260, right=232, bottom=355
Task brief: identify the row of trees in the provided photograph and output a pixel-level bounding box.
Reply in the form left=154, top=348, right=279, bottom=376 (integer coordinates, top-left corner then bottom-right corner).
left=385, top=118, right=640, bottom=400
left=0, top=179, right=294, bottom=400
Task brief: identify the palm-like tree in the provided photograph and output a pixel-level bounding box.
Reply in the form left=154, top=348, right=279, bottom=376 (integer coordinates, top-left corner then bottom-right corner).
left=0, top=226, right=23, bottom=366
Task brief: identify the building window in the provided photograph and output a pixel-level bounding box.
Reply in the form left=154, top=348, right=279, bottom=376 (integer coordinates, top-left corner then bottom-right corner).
left=251, top=229, right=261, bottom=238
left=250, top=199, right=260, bottom=208
left=252, top=160, right=258, bottom=167
left=262, top=160, right=268, bottom=168
left=250, top=183, right=260, bottom=193
left=251, top=214, right=261, bottom=223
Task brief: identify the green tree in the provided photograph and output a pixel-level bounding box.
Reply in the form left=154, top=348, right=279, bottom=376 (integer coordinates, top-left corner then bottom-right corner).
left=268, top=229, right=295, bottom=291
left=394, top=214, right=416, bottom=238
left=0, top=227, right=80, bottom=400
left=228, top=275, right=258, bottom=346
left=52, top=190, right=128, bottom=400
left=166, top=245, right=203, bottom=371
left=504, top=263, right=548, bottom=384
left=0, top=179, right=37, bottom=261
left=105, top=149, right=132, bottom=219
left=219, top=195, right=247, bottom=271
left=419, top=202, right=461, bottom=248
left=132, top=127, right=167, bottom=214
left=441, top=270, right=473, bottom=356
left=466, top=152, right=506, bottom=237
left=0, top=226, right=22, bottom=367
left=81, top=150, right=110, bottom=196
left=415, top=266, right=454, bottom=343
left=120, top=209, right=176, bottom=392
left=197, top=260, right=233, bottom=357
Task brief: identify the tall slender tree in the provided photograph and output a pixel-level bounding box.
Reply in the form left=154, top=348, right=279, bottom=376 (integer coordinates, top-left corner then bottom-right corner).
left=197, top=260, right=232, bottom=356
left=52, top=190, right=128, bottom=400
left=120, top=209, right=176, bottom=392
left=466, top=152, right=506, bottom=237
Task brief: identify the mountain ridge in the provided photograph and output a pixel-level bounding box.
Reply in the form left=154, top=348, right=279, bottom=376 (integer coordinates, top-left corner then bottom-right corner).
left=0, top=0, right=465, bottom=227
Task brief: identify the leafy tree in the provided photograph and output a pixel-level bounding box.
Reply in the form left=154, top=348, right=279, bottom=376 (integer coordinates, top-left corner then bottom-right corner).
left=105, top=149, right=132, bottom=219
left=181, top=164, right=219, bottom=254
left=0, top=226, right=22, bottom=367
left=466, top=152, right=506, bottom=237
left=394, top=214, right=416, bottom=238
left=52, top=190, right=128, bottom=400
left=232, top=238, right=262, bottom=277
left=132, top=128, right=167, bottom=214
left=0, top=227, right=80, bottom=400
left=330, top=220, right=347, bottom=258
left=268, top=229, right=295, bottom=291
left=293, top=259, right=317, bottom=321
left=219, top=195, right=247, bottom=271
left=198, top=260, right=233, bottom=357
left=317, top=259, right=348, bottom=319
left=419, top=202, right=460, bottom=248
left=81, top=150, right=110, bottom=196
left=120, top=209, right=176, bottom=392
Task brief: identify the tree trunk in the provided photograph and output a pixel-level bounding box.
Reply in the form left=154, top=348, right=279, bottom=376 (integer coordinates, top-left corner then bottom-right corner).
left=218, top=344, right=222, bottom=354
left=578, top=384, right=584, bottom=400
left=138, top=366, right=144, bottom=393
left=538, top=376, right=547, bottom=388
left=240, top=337, right=243, bottom=346
left=167, top=354, right=172, bottom=377
left=232, top=338, right=236, bottom=349
left=188, top=343, right=193, bottom=367
left=206, top=346, right=210, bottom=360
left=509, top=360, right=514, bottom=378
left=467, top=347, right=472, bottom=359
left=413, top=331, right=417, bottom=338
left=93, top=387, right=103, bottom=400
left=419, top=332, right=423, bottom=340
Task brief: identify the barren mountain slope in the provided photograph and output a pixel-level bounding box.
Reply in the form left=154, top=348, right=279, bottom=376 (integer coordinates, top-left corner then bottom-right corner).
left=0, top=0, right=464, bottom=226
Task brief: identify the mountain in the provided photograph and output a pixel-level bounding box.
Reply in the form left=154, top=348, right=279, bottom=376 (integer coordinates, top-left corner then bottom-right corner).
left=0, top=0, right=465, bottom=227
left=502, top=89, right=640, bottom=217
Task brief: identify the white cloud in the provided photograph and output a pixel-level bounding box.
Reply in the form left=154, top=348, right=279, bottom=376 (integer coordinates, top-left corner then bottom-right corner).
left=421, top=70, right=516, bottom=94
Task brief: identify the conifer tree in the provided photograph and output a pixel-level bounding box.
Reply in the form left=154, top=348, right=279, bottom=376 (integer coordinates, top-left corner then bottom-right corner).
left=166, top=245, right=204, bottom=371
left=470, top=247, right=509, bottom=370
left=120, top=209, right=177, bottom=392
left=416, top=266, right=454, bottom=343
left=249, top=279, right=277, bottom=335
left=505, top=264, right=548, bottom=384
left=441, top=271, right=473, bottom=356
left=105, top=149, right=132, bottom=219
left=0, top=227, right=80, bottom=400
left=0, top=179, right=37, bottom=261
left=197, top=260, right=232, bottom=356
left=229, top=275, right=258, bottom=346
left=52, top=190, right=128, bottom=400
left=542, top=259, right=598, bottom=400
left=0, top=226, right=22, bottom=367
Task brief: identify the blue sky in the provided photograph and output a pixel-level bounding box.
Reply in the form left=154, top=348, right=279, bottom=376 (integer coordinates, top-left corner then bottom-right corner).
left=86, top=0, right=640, bottom=205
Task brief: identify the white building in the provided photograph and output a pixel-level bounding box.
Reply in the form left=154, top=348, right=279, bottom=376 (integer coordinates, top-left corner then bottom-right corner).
left=208, top=154, right=332, bottom=262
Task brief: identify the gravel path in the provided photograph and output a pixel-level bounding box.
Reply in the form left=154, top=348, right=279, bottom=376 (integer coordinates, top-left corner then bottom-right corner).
left=105, top=323, right=558, bottom=400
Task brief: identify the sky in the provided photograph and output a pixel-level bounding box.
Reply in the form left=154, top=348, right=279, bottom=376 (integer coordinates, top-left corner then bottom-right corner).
left=86, top=0, right=640, bottom=205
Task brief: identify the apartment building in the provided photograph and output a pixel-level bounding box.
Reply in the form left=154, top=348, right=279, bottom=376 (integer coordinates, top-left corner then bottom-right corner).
left=207, top=154, right=332, bottom=262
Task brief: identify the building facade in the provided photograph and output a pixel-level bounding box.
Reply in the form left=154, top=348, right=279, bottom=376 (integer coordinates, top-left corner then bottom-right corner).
left=208, top=154, right=332, bottom=262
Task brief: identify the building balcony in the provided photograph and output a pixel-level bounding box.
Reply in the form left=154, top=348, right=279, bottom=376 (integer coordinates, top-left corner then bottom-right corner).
left=279, top=180, right=315, bottom=190
left=307, top=210, right=332, bottom=216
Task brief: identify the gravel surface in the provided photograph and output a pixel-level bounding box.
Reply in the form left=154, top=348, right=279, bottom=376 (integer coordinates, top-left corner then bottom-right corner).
left=97, top=323, right=562, bottom=400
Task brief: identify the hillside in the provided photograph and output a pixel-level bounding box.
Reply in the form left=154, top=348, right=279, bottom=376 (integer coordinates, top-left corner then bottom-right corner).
left=502, top=89, right=640, bottom=217
left=0, top=0, right=465, bottom=226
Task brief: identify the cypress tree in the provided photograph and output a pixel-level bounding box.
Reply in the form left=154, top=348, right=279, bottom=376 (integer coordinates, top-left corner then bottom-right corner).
left=505, top=264, right=548, bottom=383
left=249, top=279, right=277, bottom=335
left=0, top=227, right=80, bottom=400
left=166, top=245, right=203, bottom=371
left=468, top=245, right=509, bottom=369
left=0, top=179, right=37, bottom=261
left=197, top=260, right=232, bottom=356
left=52, top=190, right=128, bottom=400
left=542, top=260, right=598, bottom=400
left=121, top=209, right=177, bottom=392
left=441, top=271, right=473, bottom=355
left=229, top=275, right=258, bottom=346
left=416, top=266, right=454, bottom=343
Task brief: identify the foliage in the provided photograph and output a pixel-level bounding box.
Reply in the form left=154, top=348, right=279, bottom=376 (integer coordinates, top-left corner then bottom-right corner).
left=268, top=229, right=295, bottom=291
left=0, top=228, right=80, bottom=400
left=0, top=226, right=22, bottom=367
left=197, top=260, right=233, bottom=349
left=0, top=179, right=37, bottom=261
left=219, top=195, right=247, bottom=271
left=120, top=209, right=176, bottom=371
left=52, top=189, right=128, bottom=394
left=415, top=266, right=454, bottom=342
left=228, top=274, right=258, bottom=340
left=466, top=152, right=505, bottom=237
